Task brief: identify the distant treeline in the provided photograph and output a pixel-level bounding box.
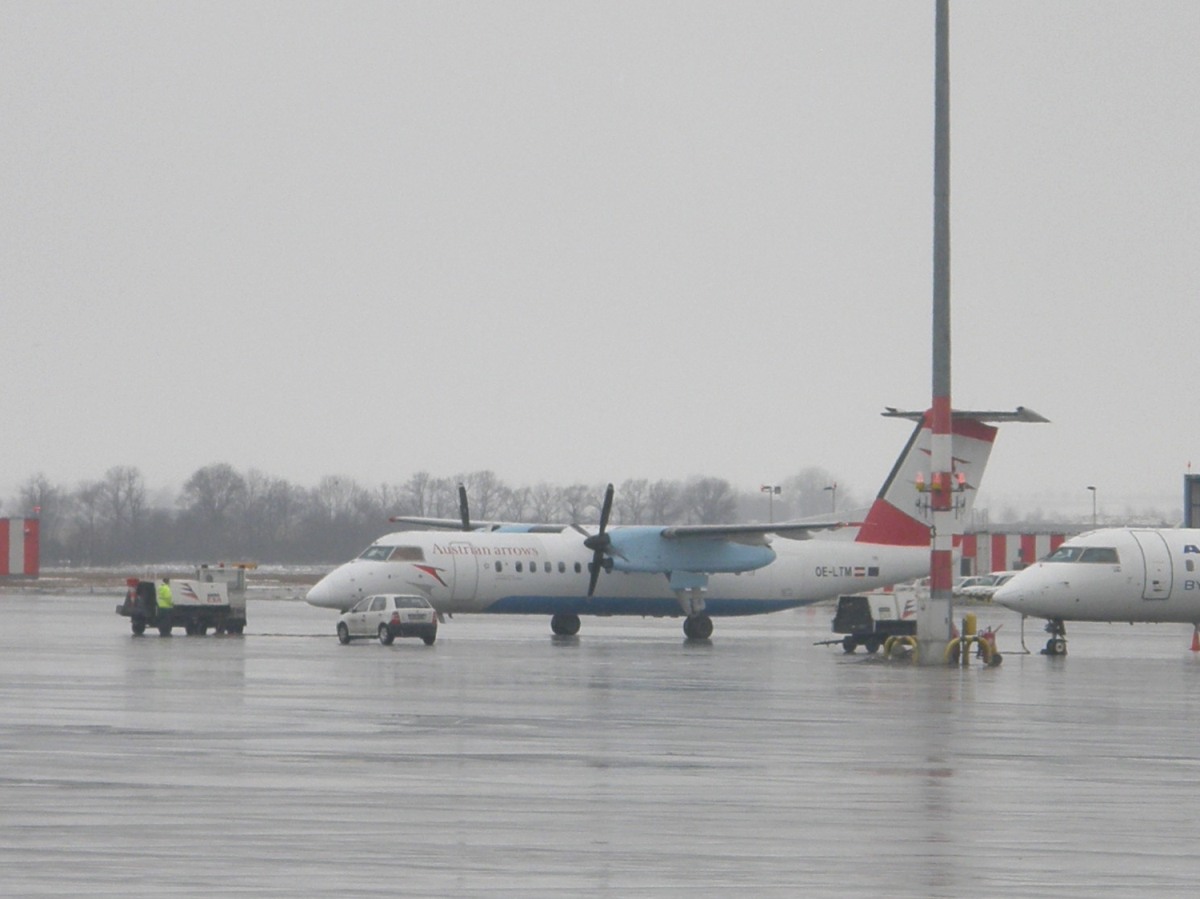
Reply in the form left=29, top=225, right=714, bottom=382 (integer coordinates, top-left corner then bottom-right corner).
left=6, top=465, right=856, bottom=566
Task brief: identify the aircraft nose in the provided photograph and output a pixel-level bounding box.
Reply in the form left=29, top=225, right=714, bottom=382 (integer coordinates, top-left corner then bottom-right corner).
left=306, top=568, right=353, bottom=609
left=992, top=577, right=1028, bottom=610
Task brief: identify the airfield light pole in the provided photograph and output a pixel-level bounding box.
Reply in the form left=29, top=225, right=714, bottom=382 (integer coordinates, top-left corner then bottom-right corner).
left=761, top=485, right=781, bottom=523
left=1087, top=485, right=1097, bottom=527
left=918, top=0, right=956, bottom=666
left=824, top=483, right=837, bottom=513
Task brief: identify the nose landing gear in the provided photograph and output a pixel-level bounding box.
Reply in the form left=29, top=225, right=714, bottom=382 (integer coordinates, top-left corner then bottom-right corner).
left=1042, top=618, right=1067, bottom=656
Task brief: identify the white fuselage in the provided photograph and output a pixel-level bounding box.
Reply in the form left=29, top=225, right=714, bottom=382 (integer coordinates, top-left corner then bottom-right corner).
left=992, top=528, right=1200, bottom=623
left=306, top=529, right=930, bottom=618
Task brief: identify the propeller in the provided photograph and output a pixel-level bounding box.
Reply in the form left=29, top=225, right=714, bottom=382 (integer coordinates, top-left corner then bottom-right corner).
left=582, top=483, right=615, bottom=597
left=457, top=483, right=470, bottom=531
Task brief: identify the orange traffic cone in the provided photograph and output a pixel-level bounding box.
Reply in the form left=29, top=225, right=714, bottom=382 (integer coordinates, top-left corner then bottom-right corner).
left=1191, top=627, right=1199, bottom=652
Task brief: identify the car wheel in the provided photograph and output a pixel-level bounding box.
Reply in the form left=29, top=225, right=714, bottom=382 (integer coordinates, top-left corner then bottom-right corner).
left=378, top=624, right=395, bottom=645
left=423, top=630, right=437, bottom=646
left=337, top=622, right=351, bottom=645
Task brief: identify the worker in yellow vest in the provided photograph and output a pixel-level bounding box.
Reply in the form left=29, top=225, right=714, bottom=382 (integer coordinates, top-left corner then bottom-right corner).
left=157, top=577, right=173, bottom=611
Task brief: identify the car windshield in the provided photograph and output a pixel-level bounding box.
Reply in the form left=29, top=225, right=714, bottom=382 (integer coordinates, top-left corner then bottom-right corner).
left=1044, top=546, right=1119, bottom=563
left=392, top=597, right=429, bottom=609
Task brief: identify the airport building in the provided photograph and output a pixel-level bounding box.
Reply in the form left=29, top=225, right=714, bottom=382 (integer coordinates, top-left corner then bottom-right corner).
left=0, top=517, right=40, bottom=578
left=961, top=531, right=1068, bottom=575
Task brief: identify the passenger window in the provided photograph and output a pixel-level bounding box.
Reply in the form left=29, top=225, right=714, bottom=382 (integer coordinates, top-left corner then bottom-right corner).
left=495, top=561, right=502, bottom=573
left=516, top=562, right=523, bottom=573
left=544, top=562, right=551, bottom=573
left=574, top=562, right=582, bottom=573
left=558, top=562, right=566, bottom=573
left=1188, top=560, right=1195, bottom=573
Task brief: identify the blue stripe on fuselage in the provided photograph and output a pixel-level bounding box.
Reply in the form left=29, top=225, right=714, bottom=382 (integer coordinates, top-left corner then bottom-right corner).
left=484, top=595, right=810, bottom=617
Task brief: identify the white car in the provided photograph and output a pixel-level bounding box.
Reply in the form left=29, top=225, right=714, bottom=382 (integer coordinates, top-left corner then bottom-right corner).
left=958, top=571, right=1020, bottom=601
left=336, top=594, right=438, bottom=645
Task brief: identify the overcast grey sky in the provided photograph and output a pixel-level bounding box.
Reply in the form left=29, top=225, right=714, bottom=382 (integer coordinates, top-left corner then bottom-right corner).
left=3, top=1, right=1198, bottom=522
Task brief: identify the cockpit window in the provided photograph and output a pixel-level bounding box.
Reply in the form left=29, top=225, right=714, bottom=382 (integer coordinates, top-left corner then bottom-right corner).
left=1044, top=546, right=1118, bottom=563
left=358, top=545, right=424, bottom=562
left=1045, top=546, right=1082, bottom=562
left=388, top=546, right=424, bottom=562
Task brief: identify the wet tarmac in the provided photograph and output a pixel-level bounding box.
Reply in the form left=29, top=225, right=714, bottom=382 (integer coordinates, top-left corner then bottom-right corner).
left=3, top=592, right=1200, bottom=897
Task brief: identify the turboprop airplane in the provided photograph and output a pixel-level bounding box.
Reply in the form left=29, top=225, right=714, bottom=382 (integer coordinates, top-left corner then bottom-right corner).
left=992, top=527, right=1200, bottom=655
left=306, top=408, right=1042, bottom=639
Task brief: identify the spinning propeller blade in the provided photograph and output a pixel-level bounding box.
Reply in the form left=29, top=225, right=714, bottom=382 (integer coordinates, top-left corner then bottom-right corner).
left=458, top=483, right=470, bottom=531
left=583, top=483, right=615, bottom=597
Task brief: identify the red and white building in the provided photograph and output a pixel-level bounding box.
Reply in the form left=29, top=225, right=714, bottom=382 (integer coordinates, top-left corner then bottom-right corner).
left=961, top=531, right=1068, bottom=575
left=0, top=517, right=40, bottom=578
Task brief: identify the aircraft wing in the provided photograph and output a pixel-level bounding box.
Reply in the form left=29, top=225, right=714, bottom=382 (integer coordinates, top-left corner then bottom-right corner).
left=386, top=515, right=571, bottom=534
left=659, top=521, right=846, bottom=544
left=387, top=515, right=500, bottom=530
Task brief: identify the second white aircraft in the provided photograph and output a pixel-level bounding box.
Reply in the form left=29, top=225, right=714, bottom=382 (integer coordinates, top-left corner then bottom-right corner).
left=993, top=526, right=1200, bottom=655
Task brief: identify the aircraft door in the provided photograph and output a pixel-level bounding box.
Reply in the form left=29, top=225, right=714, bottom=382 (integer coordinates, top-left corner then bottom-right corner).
left=1131, top=530, right=1172, bottom=600
left=449, top=542, right=479, bottom=602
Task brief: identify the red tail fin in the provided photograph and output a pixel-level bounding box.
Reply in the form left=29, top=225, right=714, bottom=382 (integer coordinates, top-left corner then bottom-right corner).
left=856, top=412, right=998, bottom=547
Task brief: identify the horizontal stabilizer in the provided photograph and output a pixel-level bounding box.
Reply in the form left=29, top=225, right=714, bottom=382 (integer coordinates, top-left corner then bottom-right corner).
left=882, top=406, right=1050, bottom=424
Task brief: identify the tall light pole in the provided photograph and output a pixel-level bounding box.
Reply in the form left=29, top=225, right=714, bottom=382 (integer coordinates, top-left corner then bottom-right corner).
left=1087, top=485, right=1097, bottom=527
left=760, top=485, right=781, bottom=523
left=917, top=0, right=956, bottom=666
left=823, top=483, right=837, bottom=513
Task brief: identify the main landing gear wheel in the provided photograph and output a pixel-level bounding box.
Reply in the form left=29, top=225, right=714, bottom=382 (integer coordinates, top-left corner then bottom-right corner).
left=683, top=615, right=713, bottom=640
left=1042, top=619, right=1068, bottom=656
left=551, top=613, right=581, bottom=636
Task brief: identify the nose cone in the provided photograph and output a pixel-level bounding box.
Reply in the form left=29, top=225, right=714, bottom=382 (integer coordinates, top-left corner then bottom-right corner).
left=306, top=567, right=355, bottom=610
left=992, top=572, right=1031, bottom=612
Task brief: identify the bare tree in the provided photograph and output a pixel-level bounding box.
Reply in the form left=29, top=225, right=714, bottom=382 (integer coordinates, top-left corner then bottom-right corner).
left=181, top=463, right=247, bottom=528
left=616, top=478, right=649, bottom=524
left=497, top=485, right=530, bottom=522
left=646, top=479, right=682, bottom=524
left=17, top=473, right=66, bottom=555
left=529, top=483, right=562, bottom=522
left=559, top=484, right=593, bottom=524
left=465, top=470, right=504, bottom=521
left=428, top=478, right=461, bottom=519
left=402, top=471, right=434, bottom=516
left=682, top=477, right=738, bottom=524
left=100, top=466, right=147, bottom=559
left=783, top=467, right=853, bottom=518
left=67, top=480, right=105, bottom=564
